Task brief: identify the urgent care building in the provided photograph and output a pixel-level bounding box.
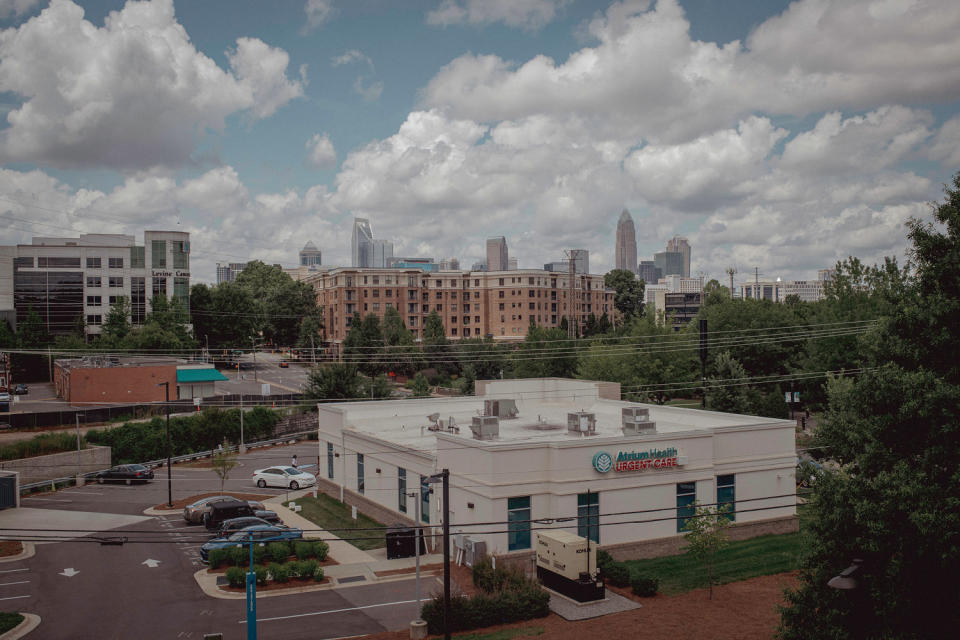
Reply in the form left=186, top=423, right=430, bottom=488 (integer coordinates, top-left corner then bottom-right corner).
left=315, top=378, right=797, bottom=561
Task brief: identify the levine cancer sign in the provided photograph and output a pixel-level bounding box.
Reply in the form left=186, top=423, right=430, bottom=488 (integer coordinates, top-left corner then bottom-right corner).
left=593, top=447, right=683, bottom=473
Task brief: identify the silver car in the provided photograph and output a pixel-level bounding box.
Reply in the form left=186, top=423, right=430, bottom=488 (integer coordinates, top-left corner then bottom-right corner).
left=183, top=495, right=236, bottom=524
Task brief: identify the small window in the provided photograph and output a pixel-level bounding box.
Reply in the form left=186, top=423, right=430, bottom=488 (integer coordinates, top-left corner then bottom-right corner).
left=86, top=276, right=101, bottom=288
left=717, top=475, right=736, bottom=522
left=86, top=295, right=101, bottom=307
left=420, top=476, right=431, bottom=523
left=578, top=492, right=599, bottom=543
left=357, top=453, right=364, bottom=494
left=677, top=482, right=696, bottom=532
left=109, top=276, right=123, bottom=288
left=398, top=468, right=407, bottom=513
left=86, top=314, right=102, bottom=325
left=508, top=496, right=531, bottom=550
left=327, top=443, right=334, bottom=479
left=86, top=257, right=101, bottom=269
left=109, top=257, right=123, bottom=269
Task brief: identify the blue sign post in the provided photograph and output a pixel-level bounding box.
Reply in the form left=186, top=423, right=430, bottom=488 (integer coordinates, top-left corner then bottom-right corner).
left=246, top=534, right=257, bottom=640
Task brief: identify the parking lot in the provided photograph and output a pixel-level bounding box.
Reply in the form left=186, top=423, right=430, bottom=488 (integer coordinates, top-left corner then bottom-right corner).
left=1, top=440, right=434, bottom=639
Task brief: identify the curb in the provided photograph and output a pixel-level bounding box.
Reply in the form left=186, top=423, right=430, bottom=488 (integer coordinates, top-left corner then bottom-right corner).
left=0, top=613, right=40, bottom=640
left=0, top=543, right=34, bottom=564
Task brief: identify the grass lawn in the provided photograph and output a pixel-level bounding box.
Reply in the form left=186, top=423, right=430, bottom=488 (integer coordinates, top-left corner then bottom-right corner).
left=284, top=494, right=386, bottom=550
left=0, top=613, right=24, bottom=633
left=453, top=628, right=544, bottom=640
left=622, top=505, right=810, bottom=595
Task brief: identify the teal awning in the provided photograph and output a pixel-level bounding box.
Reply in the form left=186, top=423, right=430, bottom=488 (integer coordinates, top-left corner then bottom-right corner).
left=177, top=368, right=229, bottom=383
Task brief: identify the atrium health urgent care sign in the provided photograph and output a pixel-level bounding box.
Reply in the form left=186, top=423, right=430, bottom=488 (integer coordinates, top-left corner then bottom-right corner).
left=592, top=447, right=684, bottom=474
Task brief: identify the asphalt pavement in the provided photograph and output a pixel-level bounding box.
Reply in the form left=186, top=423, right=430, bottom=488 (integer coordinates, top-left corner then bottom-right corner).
left=0, top=440, right=440, bottom=639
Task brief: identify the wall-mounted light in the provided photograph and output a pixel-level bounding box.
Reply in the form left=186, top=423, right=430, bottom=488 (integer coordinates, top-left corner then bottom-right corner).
left=376, top=468, right=381, bottom=474
left=467, top=502, right=475, bottom=509
left=334, top=453, right=340, bottom=458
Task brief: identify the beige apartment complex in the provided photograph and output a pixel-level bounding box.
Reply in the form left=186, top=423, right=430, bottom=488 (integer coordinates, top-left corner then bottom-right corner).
left=308, top=268, right=616, bottom=343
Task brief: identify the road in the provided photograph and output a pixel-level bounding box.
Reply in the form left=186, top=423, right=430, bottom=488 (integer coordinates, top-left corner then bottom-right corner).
left=4, top=441, right=434, bottom=639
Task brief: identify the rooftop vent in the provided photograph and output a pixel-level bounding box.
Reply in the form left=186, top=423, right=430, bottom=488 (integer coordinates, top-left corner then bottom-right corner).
left=484, top=399, right=519, bottom=419
left=471, top=415, right=500, bottom=440
left=567, top=411, right=597, bottom=436
left=622, top=406, right=656, bottom=435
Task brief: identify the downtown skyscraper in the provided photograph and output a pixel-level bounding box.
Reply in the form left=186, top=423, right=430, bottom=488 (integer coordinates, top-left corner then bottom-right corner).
left=351, top=217, right=393, bottom=268
left=615, top=209, right=637, bottom=273
left=665, top=236, right=691, bottom=278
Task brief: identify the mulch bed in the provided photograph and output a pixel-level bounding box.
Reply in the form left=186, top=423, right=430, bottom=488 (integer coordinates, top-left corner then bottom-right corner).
left=354, top=571, right=800, bottom=640
left=152, top=492, right=276, bottom=511
left=206, top=556, right=339, bottom=574
left=0, top=541, right=23, bottom=557
left=374, top=563, right=443, bottom=578
left=220, top=576, right=331, bottom=592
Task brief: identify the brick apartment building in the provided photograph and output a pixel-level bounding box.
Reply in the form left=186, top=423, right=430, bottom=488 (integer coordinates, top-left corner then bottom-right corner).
left=307, top=268, right=617, bottom=343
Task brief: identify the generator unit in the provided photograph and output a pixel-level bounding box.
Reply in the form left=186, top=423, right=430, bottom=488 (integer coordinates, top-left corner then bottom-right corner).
left=535, top=530, right=604, bottom=602
left=622, top=406, right=656, bottom=435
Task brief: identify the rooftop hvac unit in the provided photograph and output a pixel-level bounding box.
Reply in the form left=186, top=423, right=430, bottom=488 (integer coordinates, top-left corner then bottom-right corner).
left=567, top=411, right=597, bottom=436
left=622, top=405, right=656, bottom=435
left=484, top=399, right=519, bottom=419
left=470, top=415, right=500, bottom=440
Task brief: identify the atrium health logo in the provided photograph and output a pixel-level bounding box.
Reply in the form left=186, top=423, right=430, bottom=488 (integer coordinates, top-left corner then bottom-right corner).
left=593, top=451, right=613, bottom=474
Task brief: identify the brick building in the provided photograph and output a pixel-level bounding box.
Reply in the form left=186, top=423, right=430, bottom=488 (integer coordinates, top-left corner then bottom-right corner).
left=54, top=357, right=227, bottom=405
left=307, top=268, right=616, bottom=343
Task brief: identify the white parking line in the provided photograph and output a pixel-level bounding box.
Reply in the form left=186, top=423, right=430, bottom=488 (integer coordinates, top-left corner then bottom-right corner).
left=0, top=595, right=30, bottom=601
left=21, top=497, right=71, bottom=502
left=0, top=581, right=29, bottom=587
left=239, top=599, right=418, bottom=624
left=0, top=569, right=29, bottom=574
left=68, top=491, right=105, bottom=495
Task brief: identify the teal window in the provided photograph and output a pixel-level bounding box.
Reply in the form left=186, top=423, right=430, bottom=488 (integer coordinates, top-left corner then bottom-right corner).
left=357, top=453, right=364, bottom=494
left=508, top=496, right=531, bottom=550
left=327, top=442, right=334, bottom=479
left=130, top=246, right=145, bottom=269
left=717, top=475, right=735, bottom=522
left=398, top=468, right=407, bottom=513
left=577, top=492, right=599, bottom=543
left=151, top=240, right=166, bottom=268
left=172, top=241, right=189, bottom=269
left=420, top=477, right=430, bottom=523
left=677, top=482, right=696, bottom=532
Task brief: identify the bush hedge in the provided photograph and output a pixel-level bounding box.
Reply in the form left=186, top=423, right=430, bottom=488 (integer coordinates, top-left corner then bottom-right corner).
left=225, top=566, right=246, bottom=588
left=268, top=562, right=289, bottom=583
left=605, top=561, right=631, bottom=588
left=267, top=541, right=291, bottom=562
left=228, top=545, right=248, bottom=567
left=314, top=566, right=325, bottom=582
left=312, top=540, right=329, bottom=561
left=294, top=559, right=319, bottom=579
left=472, top=557, right=527, bottom=593
left=422, top=574, right=549, bottom=634
left=0, top=432, right=88, bottom=461
left=208, top=548, right=230, bottom=569
left=630, top=574, right=659, bottom=597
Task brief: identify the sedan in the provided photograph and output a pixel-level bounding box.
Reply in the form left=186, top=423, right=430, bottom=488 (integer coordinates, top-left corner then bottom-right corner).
left=279, top=361, right=289, bottom=368
left=200, top=525, right=303, bottom=562
left=183, top=495, right=236, bottom=524
left=96, top=464, right=154, bottom=485
left=247, top=501, right=282, bottom=524
left=252, top=466, right=317, bottom=490
left=13, top=384, right=27, bottom=395
left=213, top=516, right=274, bottom=539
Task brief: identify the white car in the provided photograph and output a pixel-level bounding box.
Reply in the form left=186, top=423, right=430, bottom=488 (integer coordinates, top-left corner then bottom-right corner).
left=252, top=466, right=317, bottom=490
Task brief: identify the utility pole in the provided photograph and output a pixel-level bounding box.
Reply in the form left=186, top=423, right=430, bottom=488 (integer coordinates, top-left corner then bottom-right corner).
left=565, top=250, right=576, bottom=339
left=251, top=337, right=258, bottom=382
left=246, top=530, right=258, bottom=640
left=75, top=413, right=82, bottom=477
left=726, top=267, right=737, bottom=298
left=699, top=319, right=708, bottom=409
left=156, top=381, right=173, bottom=507
left=239, top=393, right=244, bottom=452
left=310, top=335, right=317, bottom=367
left=441, top=469, right=451, bottom=640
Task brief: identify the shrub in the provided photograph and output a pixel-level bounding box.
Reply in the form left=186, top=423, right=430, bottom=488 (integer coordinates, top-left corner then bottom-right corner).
left=225, top=566, right=246, bottom=588
left=252, top=544, right=268, bottom=566
left=207, top=548, right=231, bottom=569
left=267, top=541, right=291, bottom=562
left=269, top=562, right=290, bottom=583
left=228, top=544, right=248, bottom=567
left=312, top=540, right=329, bottom=561
left=422, top=574, right=549, bottom=634
left=605, top=561, right=631, bottom=588
left=296, top=559, right=319, bottom=580
left=630, top=574, right=659, bottom=597
left=596, top=549, right=615, bottom=572
left=313, top=566, right=325, bottom=582
left=294, top=541, right=314, bottom=560
left=253, top=565, right=267, bottom=586
left=472, top=557, right=526, bottom=593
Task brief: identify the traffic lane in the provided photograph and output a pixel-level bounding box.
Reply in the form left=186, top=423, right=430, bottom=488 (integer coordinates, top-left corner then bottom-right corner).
left=334, top=574, right=443, bottom=632
left=0, top=563, right=34, bottom=610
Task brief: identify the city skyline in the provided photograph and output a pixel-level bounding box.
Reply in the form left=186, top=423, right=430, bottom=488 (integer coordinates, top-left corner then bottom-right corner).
left=0, top=1, right=958, bottom=285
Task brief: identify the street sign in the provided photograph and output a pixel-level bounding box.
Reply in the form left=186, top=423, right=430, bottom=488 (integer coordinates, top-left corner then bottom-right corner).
left=260, top=383, right=270, bottom=395
left=793, top=392, right=800, bottom=402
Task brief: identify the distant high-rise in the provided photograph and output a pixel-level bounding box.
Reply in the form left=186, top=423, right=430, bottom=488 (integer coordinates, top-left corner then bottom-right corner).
left=665, top=236, right=691, bottom=277
left=216, top=262, right=248, bottom=284
left=570, top=249, right=589, bottom=274
left=299, top=241, right=322, bottom=267
left=615, top=209, right=637, bottom=273
left=654, top=251, right=684, bottom=277
left=439, top=257, right=460, bottom=271
left=508, top=257, right=518, bottom=270
left=487, top=237, right=508, bottom=271
left=351, top=218, right=393, bottom=268
left=637, top=260, right=661, bottom=284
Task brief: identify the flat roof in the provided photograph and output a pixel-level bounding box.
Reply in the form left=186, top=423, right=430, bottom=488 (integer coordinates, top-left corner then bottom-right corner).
left=177, top=368, right=229, bottom=383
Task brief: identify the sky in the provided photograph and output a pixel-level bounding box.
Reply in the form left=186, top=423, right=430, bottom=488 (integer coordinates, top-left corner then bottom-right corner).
left=1, top=0, right=959, bottom=285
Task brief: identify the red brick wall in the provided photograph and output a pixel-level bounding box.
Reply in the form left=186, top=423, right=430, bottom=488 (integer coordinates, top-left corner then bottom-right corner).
left=66, top=365, right=177, bottom=405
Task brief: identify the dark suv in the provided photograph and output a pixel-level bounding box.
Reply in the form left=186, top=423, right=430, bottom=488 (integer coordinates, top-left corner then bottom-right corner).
left=203, top=500, right=255, bottom=531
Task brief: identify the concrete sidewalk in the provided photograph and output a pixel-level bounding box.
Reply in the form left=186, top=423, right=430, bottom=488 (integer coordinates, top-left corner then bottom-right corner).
left=0, top=507, right=151, bottom=543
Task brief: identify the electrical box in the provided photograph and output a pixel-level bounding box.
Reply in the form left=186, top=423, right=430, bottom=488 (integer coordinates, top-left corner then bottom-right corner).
left=567, top=412, right=597, bottom=436
left=535, top=530, right=596, bottom=581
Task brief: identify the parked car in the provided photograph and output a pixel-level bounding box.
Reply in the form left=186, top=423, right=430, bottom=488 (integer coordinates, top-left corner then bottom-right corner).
left=183, top=495, right=236, bottom=524
left=200, top=525, right=303, bottom=562
left=96, top=464, right=154, bottom=485
left=13, top=384, right=28, bottom=395
left=279, top=361, right=289, bottom=368
left=213, top=516, right=274, bottom=539
left=252, top=466, right=317, bottom=490
left=247, top=501, right=281, bottom=524
left=203, top=499, right=256, bottom=531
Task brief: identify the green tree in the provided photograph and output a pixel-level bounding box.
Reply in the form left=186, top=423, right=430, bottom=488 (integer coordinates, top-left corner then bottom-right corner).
left=422, top=311, right=453, bottom=373
left=361, top=374, right=392, bottom=399
left=100, top=296, right=132, bottom=345
left=304, top=363, right=363, bottom=400
left=343, top=313, right=384, bottom=376
left=456, top=337, right=506, bottom=386
left=381, top=307, right=421, bottom=375
left=513, top=324, right=578, bottom=379
left=683, top=502, right=731, bottom=600
left=778, top=174, right=960, bottom=640
left=16, top=306, right=48, bottom=347
left=234, top=261, right=318, bottom=346
left=707, top=351, right=751, bottom=413
left=604, top=269, right=644, bottom=318
left=0, top=320, right=15, bottom=349
left=210, top=442, right=238, bottom=495
left=410, top=372, right=431, bottom=397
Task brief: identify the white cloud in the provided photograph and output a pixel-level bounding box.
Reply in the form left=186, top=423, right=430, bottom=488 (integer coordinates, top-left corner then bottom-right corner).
left=0, top=0, right=42, bottom=18
left=928, top=116, right=960, bottom=167
left=331, top=49, right=374, bottom=70
left=306, top=133, right=337, bottom=169
left=353, top=76, right=383, bottom=102
left=0, top=0, right=303, bottom=170
left=303, top=0, right=334, bottom=33
left=426, top=0, right=567, bottom=30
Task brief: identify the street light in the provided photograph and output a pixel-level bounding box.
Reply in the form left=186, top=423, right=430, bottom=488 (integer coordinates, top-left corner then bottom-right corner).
left=156, top=381, right=173, bottom=507
left=407, top=489, right=426, bottom=634
left=424, top=470, right=450, bottom=640
left=828, top=558, right=863, bottom=590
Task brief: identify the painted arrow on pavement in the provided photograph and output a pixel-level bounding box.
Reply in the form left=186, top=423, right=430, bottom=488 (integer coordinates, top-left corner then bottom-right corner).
left=59, top=568, right=79, bottom=577
left=142, top=559, right=161, bottom=568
